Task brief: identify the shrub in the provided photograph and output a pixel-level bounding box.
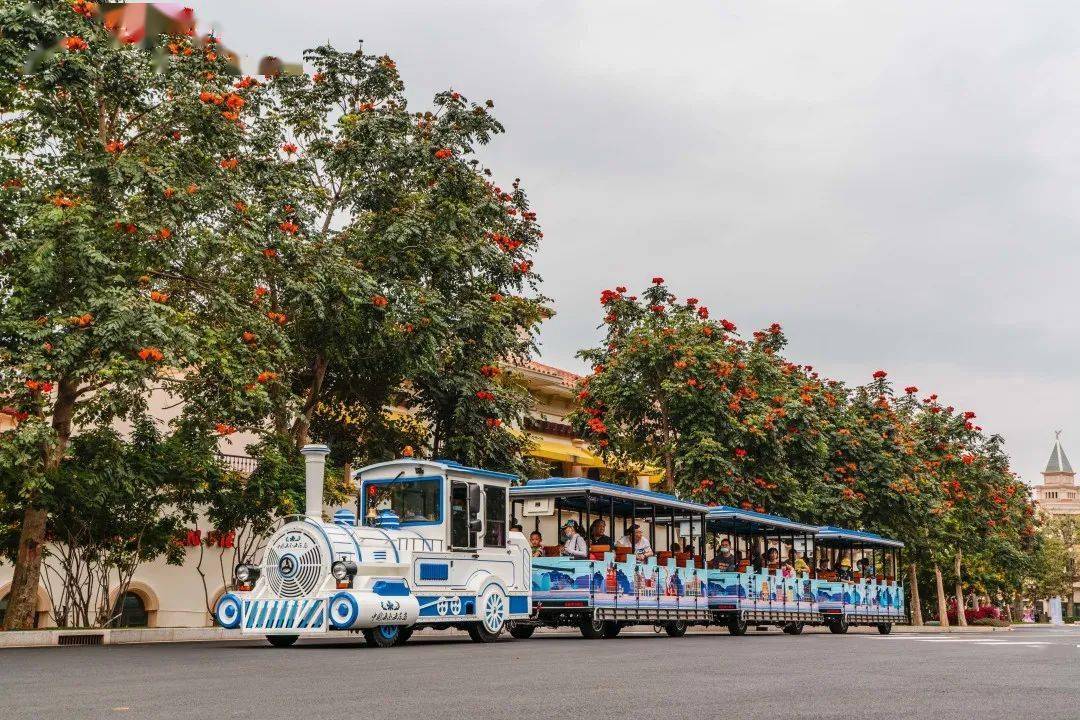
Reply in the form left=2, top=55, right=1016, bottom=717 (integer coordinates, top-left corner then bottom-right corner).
left=971, top=617, right=1010, bottom=627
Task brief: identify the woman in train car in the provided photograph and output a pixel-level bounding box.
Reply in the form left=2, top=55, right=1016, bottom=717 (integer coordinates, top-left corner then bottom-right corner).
left=617, top=523, right=654, bottom=560
left=561, top=520, right=588, bottom=559
left=764, top=547, right=780, bottom=569
left=588, top=518, right=613, bottom=547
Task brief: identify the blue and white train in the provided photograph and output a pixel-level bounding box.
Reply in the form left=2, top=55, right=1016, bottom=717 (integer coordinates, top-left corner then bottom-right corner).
left=215, top=446, right=531, bottom=646
left=215, top=448, right=906, bottom=646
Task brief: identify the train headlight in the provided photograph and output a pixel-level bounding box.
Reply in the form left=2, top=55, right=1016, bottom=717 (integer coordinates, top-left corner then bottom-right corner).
left=331, top=560, right=357, bottom=581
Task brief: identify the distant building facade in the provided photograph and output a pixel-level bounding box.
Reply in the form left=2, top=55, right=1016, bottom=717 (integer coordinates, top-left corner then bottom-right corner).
left=1031, top=433, right=1080, bottom=612
left=1032, top=433, right=1080, bottom=514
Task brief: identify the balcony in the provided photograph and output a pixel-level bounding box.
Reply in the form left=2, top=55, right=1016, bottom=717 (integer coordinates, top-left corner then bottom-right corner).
left=523, top=416, right=576, bottom=438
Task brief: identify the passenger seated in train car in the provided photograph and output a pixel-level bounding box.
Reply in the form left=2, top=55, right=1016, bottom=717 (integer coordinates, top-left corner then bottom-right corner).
left=780, top=558, right=795, bottom=578
left=764, top=547, right=780, bottom=569
left=616, top=523, right=654, bottom=560
left=669, top=541, right=681, bottom=554
left=561, top=520, right=588, bottom=559
left=838, top=557, right=853, bottom=581
left=709, top=539, right=737, bottom=571
left=793, top=552, right=810, bottom=575
left=529, top=530, right=544, bottom=557
left=857, top=557, right=874, bottom=577
left=588, top=518, right=613, bottom=547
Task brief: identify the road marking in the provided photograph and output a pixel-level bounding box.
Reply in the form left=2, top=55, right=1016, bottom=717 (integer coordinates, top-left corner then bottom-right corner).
left=861, top=636, right=1051, bottom=646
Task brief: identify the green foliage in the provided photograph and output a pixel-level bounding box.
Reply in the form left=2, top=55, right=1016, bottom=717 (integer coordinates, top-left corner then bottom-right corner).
left=573, top=279, right=1040, bottom=599
left=39, top=415, right=220, bottom=627
left=211, top=42, right=547, bottom=476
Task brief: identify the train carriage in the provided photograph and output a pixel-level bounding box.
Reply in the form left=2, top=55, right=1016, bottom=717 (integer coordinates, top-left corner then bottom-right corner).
left=509, top=478, right=710, bottom=639
left=704, top=506, right=820, bottom=635
left=813, top=526, right=905, bottom=635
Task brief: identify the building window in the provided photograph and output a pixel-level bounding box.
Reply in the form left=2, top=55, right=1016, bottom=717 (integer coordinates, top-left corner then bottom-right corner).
left=1046, top=491, right=1058, bottom=499
left=114, top=592, right=149, bottom=628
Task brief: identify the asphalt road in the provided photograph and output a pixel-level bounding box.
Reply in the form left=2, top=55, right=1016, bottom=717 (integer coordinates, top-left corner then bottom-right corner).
left=2, top=625, right=1078, bottom=720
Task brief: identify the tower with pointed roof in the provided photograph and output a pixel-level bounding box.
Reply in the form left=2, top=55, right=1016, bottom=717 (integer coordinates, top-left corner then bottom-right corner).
left=1033, top=431, right=1080, bottom=515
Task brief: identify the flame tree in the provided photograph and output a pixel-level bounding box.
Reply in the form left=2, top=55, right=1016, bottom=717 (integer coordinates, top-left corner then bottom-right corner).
left=572, top=279, right=1039, bottom=619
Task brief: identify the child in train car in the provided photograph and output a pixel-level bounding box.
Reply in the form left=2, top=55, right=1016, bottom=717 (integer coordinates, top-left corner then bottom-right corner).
left=838, top=557, right=853, bottom=581
left=529, top=530, right=544, bottom=558
left=781, top=559, right=794, bottom=578
left=793, top=552, right=810, bottom=575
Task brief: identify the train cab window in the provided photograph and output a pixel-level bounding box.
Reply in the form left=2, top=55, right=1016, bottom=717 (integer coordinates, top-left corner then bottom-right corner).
left=484, top=484, right=507, bottom=547
left=364, top=478, right=440, bottom=526
left=450, top=480, right=479, bottom=549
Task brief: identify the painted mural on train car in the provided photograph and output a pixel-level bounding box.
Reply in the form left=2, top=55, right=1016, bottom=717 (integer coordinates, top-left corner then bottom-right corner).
left=531, top=555, right=708, bottom=609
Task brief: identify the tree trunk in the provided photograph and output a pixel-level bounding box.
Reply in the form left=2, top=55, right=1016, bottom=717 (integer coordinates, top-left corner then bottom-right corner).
left=953, top=551, right=967, bottom=626
left=908, top=562, right=923, bottom=625
left=3, top=377, right=77, bottom=630
left=291, top=354, right=327, bottom=449
left=934, top=563, right=950, bottom=627
left=2, top=506, right=47, bottom=630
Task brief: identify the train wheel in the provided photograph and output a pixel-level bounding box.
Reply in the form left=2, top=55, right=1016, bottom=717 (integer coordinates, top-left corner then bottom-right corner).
left=727, top=618, right=748, bottom=636
left=664, top=621, right=688, bottom=637
left=602, top=621, right=622, bottom=638
left=393, top=626, right=414, bottom=646
left=508, top=622, right=536, bottom=640
left=782, top=622, right=805, bottom=635
left=266, top=634, right=298, bottom=648
left=468, top=587, right=508, bottom=643
left=877, top=623, right=893, bottom=635
left=828, top=617, right=849, bottom=634
left=363, top=625, right=401, bottom=648
left=579, top=617, right=606, bottom=639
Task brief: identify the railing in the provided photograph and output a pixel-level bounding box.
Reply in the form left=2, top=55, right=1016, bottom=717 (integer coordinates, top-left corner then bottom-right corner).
left=395, top=536, right=445, bottom=553
left=523, top=416, right=576, bottom=438
left=220, top=453, right=258, bottom=475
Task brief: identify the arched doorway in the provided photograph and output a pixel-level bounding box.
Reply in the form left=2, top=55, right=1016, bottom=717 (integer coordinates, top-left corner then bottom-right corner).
left=113, top=593, right=149, bottom=627
left=107, top=582, right=159, bottom=628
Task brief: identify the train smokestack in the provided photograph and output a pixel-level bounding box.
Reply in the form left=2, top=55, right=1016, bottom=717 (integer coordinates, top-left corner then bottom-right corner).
left=301, top=444, right=330, bottom=519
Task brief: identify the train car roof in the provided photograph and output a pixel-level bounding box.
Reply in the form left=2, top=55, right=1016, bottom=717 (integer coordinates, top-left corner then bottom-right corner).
left=356, top=458, right=518, bottom=483
left=705, top=506, right=819, bottom=534
left=816, top=525, right=904, bottom=548
left=511, top=477, right=707, bottom=514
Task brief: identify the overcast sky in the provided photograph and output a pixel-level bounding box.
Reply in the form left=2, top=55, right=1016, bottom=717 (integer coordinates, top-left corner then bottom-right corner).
left=193, top=0, right=1080, bottom=485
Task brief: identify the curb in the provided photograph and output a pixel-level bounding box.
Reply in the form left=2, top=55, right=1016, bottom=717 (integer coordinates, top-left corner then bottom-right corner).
left=0, top=627, right=244, bottom=649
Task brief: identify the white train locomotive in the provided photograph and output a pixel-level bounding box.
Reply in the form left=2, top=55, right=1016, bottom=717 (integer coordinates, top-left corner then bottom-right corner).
left=214, top=445, right=532, bottom=647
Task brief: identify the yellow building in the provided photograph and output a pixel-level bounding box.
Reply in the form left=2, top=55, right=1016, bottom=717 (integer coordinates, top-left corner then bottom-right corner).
left=515, top=360, right=604, bottom=479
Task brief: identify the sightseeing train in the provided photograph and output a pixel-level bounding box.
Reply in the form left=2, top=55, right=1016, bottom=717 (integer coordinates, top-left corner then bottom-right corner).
left=214, top=447, right=905, bottom=646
